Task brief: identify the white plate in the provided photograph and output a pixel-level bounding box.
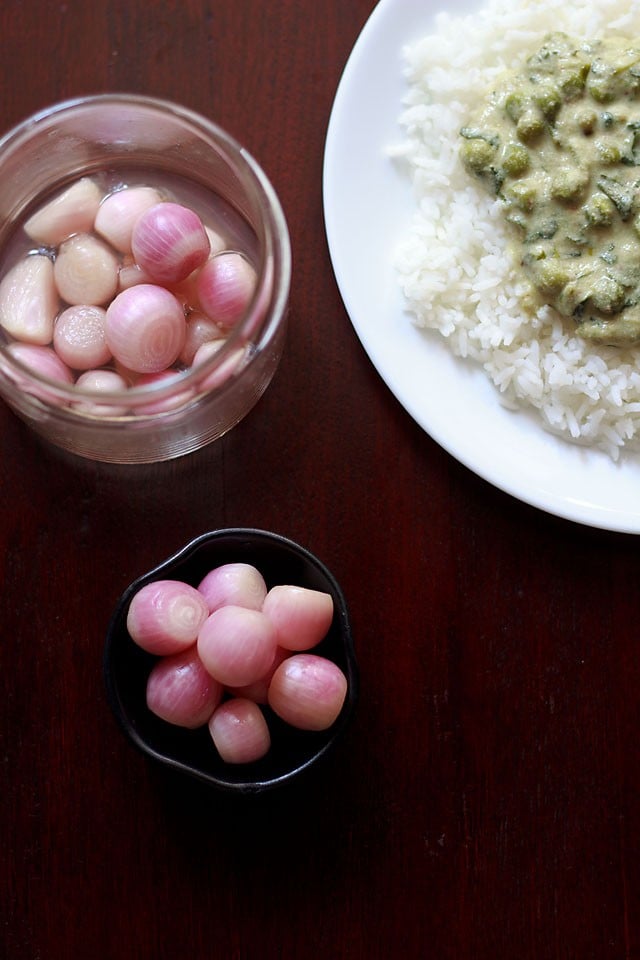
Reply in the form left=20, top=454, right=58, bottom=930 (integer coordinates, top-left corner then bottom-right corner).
left=322, top=0, right=640, bottom=534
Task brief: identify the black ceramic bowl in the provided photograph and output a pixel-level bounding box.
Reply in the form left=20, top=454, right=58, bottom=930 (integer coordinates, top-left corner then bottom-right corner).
left=104, top=528, right=358, bottom=793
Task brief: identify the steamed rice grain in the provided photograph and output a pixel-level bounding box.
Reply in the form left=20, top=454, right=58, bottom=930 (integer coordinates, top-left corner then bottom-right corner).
left=393, top=0, right=640, bottom=460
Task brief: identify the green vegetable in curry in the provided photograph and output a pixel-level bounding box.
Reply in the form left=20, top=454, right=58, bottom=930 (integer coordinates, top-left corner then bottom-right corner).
left=459, top=32, right=640, bottom=345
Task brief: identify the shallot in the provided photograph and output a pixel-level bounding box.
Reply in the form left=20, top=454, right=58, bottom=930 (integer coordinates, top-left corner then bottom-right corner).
left=132, top=202, right=210, bottom=284
left=179, top=311, right=224, bottom=365
left=127, top=579, right=209, bottom=656
left=192, top=341, right=244, bottom=392
left=73, top=369, right=129, bottom=417
left=267, top=654, right=347, bottom=731
left=262, top=585, right=334, bottom=651
left=134, top=370, right=193, bottom=415
left=6, top=343, right=73, bottom=402
left=197, top=605, right=276, bottom=688
left=105, top=284, right=185, bottom=373
left=170, top=226, right=225, bottom=305
left=146, top=646, right=223, bottom=728
left=208, top=698, right=271, bottom=764
left=197, top=562, right=267, bottom=613
left=195, top=252, right=257, bottom=331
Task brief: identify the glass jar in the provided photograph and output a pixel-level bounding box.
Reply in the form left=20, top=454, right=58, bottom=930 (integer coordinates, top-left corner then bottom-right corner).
left=0, top=95, right=290, bottom=463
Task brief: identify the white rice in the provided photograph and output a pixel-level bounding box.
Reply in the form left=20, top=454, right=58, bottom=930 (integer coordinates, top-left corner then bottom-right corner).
left=392, top=0, right=640, bottom=460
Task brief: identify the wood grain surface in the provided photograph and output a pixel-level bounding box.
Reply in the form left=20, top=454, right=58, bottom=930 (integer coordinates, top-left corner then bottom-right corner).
left=1, top=2, right=639, bottom=958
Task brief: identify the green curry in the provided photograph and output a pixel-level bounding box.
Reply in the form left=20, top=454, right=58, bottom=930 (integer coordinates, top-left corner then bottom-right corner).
left=459, top=32, right=640, bottom=345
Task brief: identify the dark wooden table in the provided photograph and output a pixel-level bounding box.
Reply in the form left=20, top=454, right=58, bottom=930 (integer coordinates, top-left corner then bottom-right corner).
left=2, top=2, right=639, bottom=958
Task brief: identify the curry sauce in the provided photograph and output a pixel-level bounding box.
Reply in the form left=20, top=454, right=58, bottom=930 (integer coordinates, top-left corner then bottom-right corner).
left=460, top=32, right=640, bottom=345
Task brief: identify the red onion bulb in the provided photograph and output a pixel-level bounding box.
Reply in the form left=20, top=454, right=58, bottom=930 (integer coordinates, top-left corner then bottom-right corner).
left=146, top=646, right=223, bottom=728
left=262, top=585, right=334, bottom=651
left=195, top=252, right=257, bottom=331
left=126, top=579, right=209, bottom=656
left=267, top=654, right=348, bottom=731
left=132, top=202, right=210, bottom=284
left=105, top=284, right=185, bottom=373
left=208, top=698, right=271, bottom=764
left=197, top=605, right=276, bottom=688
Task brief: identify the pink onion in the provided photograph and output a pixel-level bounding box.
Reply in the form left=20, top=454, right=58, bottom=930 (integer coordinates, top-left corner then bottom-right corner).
left=197, top=605, right=277, bottom=688
left=146, top=646, right=223, bottom=728
left=105, top=284, right=185, bottom=373
left=170, top=227, right=226, bottom=305
left=5, top=343, right=73, bottom=403
left=134, top=370, right=193, bottom=415
left=195, top=252, right=257, bottom=331
left=131, top=202, right=210, bottom=284
left=197, top=563, right=267, bottom=613
left=267, top=654, right=347, bottom=731
left=126, top=579, right=209, bottom=656
left=73, top=369, right=129, bottom=416
left=208, top=698, right=271, bottom=764
left=262, top=585, right=334, bottom=651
